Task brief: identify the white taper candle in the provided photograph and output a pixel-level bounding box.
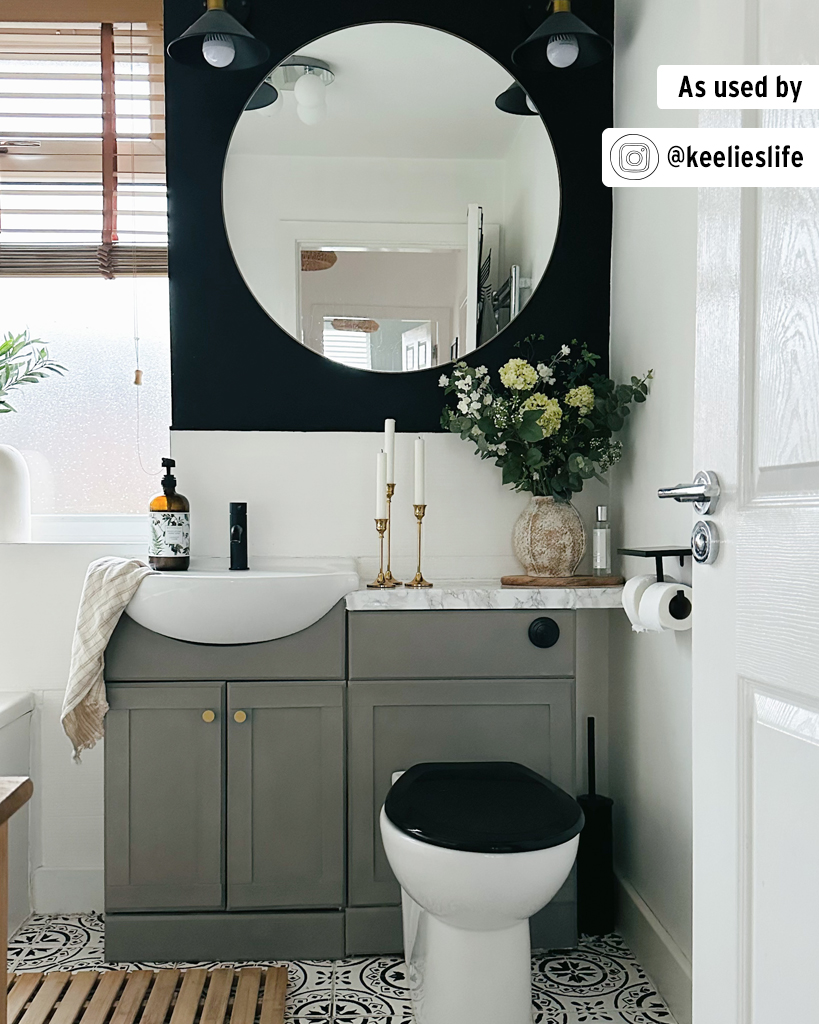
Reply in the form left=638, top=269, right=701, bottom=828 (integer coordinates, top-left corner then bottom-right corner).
left=376, top=450, right=387, bottom=519
left=414, top=437, right=425, bottom=505
left=384, top=419, right=396, bottom=484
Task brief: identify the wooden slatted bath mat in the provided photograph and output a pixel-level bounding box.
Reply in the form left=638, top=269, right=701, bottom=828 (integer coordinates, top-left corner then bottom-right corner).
left=5, top=966, right=287, bottom=1024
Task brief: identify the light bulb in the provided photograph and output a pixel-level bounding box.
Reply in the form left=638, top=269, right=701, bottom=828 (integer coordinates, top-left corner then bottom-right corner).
left=546, top=33, right=580, bottom=68
left=202, top=33, right=235, bottom=68
left=294, top=72, right=325, bottom=107
left=297, top=100, right=327, bottom=125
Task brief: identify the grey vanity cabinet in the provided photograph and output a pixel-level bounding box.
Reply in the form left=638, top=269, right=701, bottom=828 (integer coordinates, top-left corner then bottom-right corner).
left=347, top=677, right=575, bottom=907
left=105, top=683, right=225, bottom=912
left=226, top=681, right=345, bottom=910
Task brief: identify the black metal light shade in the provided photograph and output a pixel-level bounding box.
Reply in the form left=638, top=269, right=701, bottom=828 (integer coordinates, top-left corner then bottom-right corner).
left=512, top=4, right=612, bottom=73
left=245, top=81, right=278, bottom=110
left=167, top=0, right=269, bottom=71
left=495, top=81, right=539, bottom=116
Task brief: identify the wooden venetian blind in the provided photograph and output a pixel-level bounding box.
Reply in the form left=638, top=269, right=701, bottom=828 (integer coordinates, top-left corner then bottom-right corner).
left=0, top=20, right=166, bottom=277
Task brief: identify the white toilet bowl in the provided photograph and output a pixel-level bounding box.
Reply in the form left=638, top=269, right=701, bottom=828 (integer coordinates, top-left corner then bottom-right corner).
left=379, top=762, right=583, bottom=1024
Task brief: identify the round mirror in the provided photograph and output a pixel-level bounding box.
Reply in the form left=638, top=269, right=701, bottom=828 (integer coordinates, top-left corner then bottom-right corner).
left=223, top=23, right=560, bottom=373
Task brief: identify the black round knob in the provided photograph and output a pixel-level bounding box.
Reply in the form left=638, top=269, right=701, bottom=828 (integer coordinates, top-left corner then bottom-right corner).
left=528, top=617, right=560, bottom=649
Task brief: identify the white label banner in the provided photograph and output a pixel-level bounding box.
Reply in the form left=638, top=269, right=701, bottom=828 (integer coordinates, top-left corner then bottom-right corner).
left=602, top=128, right=819, bottom=187
left=657, top=65, right=819, bottom=108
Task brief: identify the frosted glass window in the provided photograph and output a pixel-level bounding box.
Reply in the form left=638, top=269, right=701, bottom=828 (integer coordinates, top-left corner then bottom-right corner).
left=0, top=277, right=170, bottom=513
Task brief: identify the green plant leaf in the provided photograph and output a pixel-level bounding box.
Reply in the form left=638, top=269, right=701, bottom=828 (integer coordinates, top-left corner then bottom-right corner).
left=517, top=409, right=544, bottom=442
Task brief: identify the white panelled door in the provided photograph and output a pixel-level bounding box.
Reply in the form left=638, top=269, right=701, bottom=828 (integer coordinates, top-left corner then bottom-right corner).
left=692, top=1, right=819, bottom=1020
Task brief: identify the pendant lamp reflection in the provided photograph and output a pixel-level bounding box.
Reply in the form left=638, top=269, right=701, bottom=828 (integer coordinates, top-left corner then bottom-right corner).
left=245, top=81, right=278, bottom=110
left=512, top=0, right=612, bottom=72
left=167, top=0, right=269, bottom=71
left=495, top=82, right=539, bottom=116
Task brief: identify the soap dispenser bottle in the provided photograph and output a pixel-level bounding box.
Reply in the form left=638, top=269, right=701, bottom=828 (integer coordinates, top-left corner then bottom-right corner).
left=149, top=457, right=190, bottom=571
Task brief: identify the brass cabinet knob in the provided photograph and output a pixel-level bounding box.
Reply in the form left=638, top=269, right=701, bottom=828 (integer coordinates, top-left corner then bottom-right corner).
left=233, top=710, right=247, bottom=724
left=202, top=710, right=216, bottom=723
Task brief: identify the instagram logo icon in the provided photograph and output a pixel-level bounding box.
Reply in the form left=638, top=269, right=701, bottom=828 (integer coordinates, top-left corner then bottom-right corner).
left=619, top=142, right=649, bottom=172
left=610, top=134, right=659, bottom=179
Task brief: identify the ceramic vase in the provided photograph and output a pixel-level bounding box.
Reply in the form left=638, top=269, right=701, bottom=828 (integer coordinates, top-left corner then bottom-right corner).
left=512, top=495, right=585, bottom=578
left=0, top=444, right=31, bottom=543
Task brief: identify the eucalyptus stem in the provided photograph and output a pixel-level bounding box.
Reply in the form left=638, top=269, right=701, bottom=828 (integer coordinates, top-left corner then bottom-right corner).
left=0, top=330, right=65, bottom=413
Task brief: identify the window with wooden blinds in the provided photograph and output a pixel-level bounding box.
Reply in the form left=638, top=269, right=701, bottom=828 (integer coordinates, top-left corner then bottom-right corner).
left=0, top=21, right=166, bottom=277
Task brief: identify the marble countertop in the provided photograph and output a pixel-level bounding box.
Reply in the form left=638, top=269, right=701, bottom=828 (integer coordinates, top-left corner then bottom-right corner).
left=346, top=580, right=624, bottom=611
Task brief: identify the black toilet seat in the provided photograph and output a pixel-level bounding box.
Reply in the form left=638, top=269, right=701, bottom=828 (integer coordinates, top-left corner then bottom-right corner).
left=384, top=761, right=584, bottom=854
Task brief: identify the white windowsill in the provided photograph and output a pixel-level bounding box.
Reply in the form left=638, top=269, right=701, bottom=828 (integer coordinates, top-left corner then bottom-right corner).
left=30, top=515, right=148, bottom=545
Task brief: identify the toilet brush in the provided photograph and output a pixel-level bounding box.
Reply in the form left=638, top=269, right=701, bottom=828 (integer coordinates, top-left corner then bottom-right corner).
left=576, top=717, right=616, bottom=935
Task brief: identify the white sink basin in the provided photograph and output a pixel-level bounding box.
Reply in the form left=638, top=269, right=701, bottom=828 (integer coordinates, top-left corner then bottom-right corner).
left=125, top=565, right=360, bottom=645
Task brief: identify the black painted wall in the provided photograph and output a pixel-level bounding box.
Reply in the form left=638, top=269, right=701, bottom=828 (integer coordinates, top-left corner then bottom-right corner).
left=164, top=0, right=613, bottom=431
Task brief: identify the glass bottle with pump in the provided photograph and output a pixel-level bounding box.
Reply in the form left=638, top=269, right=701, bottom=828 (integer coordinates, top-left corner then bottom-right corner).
left=593, top=505, right=611, bottom=577
left=149, top=458, right=190, bottom=571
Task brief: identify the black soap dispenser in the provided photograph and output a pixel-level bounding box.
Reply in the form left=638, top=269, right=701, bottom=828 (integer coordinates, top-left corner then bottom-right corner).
left=230, top=502, right=248, bottom=570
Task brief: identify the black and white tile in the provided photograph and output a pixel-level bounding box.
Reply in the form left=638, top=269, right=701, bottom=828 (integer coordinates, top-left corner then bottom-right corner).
left=8, top=915, right=677, bottom=1023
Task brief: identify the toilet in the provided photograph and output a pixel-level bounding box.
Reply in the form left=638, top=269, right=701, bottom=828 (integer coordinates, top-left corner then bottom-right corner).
left=380, top=761, right=584, bottom=1024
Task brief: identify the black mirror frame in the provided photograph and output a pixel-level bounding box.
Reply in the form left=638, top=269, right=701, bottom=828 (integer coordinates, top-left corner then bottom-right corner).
left=165, top=0, right=613, bottom=432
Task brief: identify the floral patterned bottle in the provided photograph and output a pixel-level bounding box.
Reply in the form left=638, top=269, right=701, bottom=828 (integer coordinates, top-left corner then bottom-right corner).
left=149, top=458, right=190, bottom=571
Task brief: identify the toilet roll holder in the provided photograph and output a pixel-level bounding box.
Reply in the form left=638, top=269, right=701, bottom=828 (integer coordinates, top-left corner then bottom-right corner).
left=619, top=547, right=694, bottom=625
left=618, top=546, right=691, bottom=583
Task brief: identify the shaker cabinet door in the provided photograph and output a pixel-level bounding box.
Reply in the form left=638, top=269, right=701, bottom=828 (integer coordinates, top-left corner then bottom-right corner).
left=105, top=683, right=225, bottom=912
left=226, top=681, right=345, bottom=909
left=348, top=678, right=575, bottom=907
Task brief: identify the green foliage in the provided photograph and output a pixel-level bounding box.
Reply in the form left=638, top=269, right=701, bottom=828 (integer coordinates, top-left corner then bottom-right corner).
left=439, top=337, right=652, bottom=501
left=0, top=330, right=65, bottom=414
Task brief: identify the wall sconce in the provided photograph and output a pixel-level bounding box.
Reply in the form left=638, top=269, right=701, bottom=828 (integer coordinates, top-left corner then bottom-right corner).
left=495, top=81, right=539, bottom=115
left=167, top=0, right=269, bottom=70
left=512, top=0, right=612, bottom=72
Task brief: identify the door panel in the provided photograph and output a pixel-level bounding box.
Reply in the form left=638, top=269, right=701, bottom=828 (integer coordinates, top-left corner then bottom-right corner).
left=105, top=683, right=225, bottom=911
left=348, top=678, right=574, bottom=906
left=227, top=681, right=344, bottom=909
left=694, top=1, right=819, bottom=1017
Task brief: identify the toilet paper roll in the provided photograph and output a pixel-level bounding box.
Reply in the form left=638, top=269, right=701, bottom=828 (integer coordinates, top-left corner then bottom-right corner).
left=622, top=574, right=673, bottom=632
left=639, top=581, right=693, bottom=632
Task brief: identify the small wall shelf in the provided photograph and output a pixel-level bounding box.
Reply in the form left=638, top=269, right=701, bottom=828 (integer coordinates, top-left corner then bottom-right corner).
left=618, top=546, right=691, bottom=583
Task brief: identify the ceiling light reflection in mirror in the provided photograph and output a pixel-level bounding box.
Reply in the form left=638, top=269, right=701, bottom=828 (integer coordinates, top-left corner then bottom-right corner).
left=223, top=23, right=560, bottom=373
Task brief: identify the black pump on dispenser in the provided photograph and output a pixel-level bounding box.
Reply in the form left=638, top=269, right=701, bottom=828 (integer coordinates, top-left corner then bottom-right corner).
left=161, top=457, right=177, bottom=491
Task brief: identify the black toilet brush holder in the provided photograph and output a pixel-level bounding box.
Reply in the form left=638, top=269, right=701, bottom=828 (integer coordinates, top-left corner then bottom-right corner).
left=576, top=717, right=617, bottom=935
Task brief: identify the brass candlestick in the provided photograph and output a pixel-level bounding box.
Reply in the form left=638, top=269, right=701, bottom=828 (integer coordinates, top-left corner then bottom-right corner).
left=406, top=504, right=433, bottom=588
left=367, top=518, right=393, bottom=588
left=384, top=483, right=403, bottom=586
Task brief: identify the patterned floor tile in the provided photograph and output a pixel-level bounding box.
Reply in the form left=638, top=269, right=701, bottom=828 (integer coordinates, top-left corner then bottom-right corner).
left=333, top=956, right=412, bottom=1018
left=331, top=1017, right=413, bottom=1024
left=5, top=917, right=678, bottom=1024
left=532, top=990, right=570, bottom=1024
left=284, top=987, right=334, bottom=1020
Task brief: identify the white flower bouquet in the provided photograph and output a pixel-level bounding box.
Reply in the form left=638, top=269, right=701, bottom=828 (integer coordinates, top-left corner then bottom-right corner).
left=439, top=337, right=652, bottom=500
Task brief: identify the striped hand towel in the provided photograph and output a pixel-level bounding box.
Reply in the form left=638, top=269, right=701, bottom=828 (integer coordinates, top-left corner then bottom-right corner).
left=61, top=556, right=154, bottom=760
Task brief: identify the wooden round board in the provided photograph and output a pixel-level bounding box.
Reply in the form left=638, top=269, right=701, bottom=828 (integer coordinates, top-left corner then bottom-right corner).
left=500, top=574, right=625, bottom=587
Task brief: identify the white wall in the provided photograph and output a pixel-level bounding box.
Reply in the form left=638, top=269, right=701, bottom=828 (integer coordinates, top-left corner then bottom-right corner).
left=223, top=154, right=505, bottom=336
left=501, top=118, right=561, bottom=295
left=170, top=430, right=608, bottom=581
left=0, top=542, right=143, bottom=913
left=609, top=3, right=699, bottom=1021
